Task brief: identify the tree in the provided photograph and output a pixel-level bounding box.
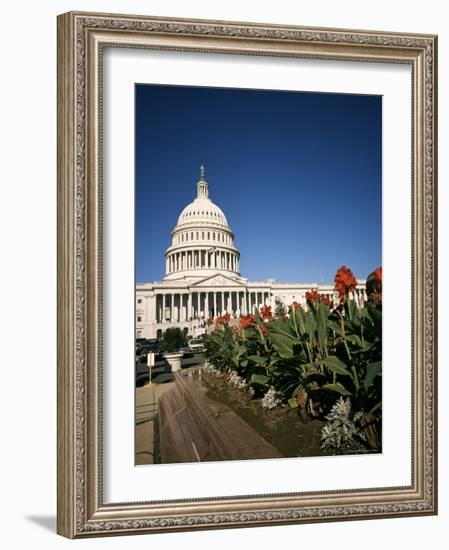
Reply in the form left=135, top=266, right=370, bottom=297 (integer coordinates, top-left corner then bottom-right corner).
left=274, top=298, right=287, bottom=319
left=163, top=327, right=185, bottom=353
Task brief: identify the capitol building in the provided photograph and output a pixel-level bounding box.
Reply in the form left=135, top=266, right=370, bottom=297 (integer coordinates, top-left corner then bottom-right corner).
left=136, top=167, right=367, bottom=339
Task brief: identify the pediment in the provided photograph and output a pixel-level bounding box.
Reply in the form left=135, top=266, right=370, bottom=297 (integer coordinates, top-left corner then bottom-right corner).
left=191, top=273, right=246, bottom=288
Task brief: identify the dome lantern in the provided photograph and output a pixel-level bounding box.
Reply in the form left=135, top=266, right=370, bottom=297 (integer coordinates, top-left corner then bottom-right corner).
left=196, top=165, right=209, bottom=198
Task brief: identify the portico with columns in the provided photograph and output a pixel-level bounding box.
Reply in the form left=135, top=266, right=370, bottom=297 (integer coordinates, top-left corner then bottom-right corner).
left=136, top=167, right=367, bottom=339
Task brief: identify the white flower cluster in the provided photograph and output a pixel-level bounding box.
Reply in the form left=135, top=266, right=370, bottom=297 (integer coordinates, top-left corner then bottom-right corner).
left=261, top=386, right=282, bottom=410
left=203, top=364, right=255, bottom=397
left=226, top=369, right=248, bottom=390
left=203, top=363, right=221, bottom=376
left=320, top=397, right=366, bottom=452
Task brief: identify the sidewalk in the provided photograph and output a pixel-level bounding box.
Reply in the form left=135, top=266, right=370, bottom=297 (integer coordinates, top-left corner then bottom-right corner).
left=135, top=381, right=175, bottom=465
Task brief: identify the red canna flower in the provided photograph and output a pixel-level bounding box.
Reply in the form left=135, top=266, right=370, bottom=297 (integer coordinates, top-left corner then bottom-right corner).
left=320, top=295, right=331, bottom=306
left=207, top=317, right=214, bottom=326
left=239, top=314, right=255, bottom=329
left=334, top=266, right=357, bottom=301
left=375, top=267, right=382, bottom=282
left=215, top=313, right=231, bottom=326
left=306, top=289, right=319, bottom=304
left=260, top=305, right=273, bottom=320
left=291, top=301, right=302, bottom=309
left=215, top=313, right=229, bottom=327
left=259, top=323, right=268, bottom=335
left=231, top=326, right=239, bottom=335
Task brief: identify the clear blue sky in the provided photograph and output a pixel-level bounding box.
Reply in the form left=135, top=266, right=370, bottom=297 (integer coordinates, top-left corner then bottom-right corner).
left=135, top=84, right=381, bottom=284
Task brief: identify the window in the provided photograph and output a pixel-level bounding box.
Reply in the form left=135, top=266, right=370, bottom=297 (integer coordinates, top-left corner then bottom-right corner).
left=137, top=298, right=142, bottom=304
left=137, top=316, right=142, bottom=323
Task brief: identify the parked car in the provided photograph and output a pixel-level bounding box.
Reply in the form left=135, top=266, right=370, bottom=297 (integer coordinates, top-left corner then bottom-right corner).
left=139, top=338, right=162, bottom=354
left=188, top=338, right=205, bottom=352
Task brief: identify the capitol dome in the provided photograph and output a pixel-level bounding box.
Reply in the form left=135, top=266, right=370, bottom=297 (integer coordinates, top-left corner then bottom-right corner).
left=164, top=166, right=241, bottom=280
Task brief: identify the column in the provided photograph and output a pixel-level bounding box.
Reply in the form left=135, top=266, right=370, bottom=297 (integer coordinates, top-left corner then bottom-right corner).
left=221, top=291, right=225, bottom=315
left=188, top=292, right=192, bottom=320
left=170, top=293, right=174, bottom=321
left=213, top=292, right=217, bottom=318
left=162, top=294, right=166, bottom=322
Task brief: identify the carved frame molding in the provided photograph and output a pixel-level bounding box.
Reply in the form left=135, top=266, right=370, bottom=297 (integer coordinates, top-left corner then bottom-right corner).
left=57, top=11, right=437, bottom=538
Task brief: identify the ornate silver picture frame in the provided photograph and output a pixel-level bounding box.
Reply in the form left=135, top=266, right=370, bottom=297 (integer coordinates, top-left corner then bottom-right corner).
left=57, top=11, right=437, bottom=538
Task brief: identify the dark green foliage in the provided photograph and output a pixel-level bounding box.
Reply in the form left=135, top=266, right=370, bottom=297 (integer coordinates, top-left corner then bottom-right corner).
left=163, top=327, right=185, bottom=353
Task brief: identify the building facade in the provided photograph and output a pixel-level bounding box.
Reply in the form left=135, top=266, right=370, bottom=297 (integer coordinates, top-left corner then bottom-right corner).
left=136, top=167, right=367, bottom=339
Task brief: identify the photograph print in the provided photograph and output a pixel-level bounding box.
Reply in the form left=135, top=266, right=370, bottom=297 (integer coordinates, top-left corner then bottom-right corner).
left=134, top=84, right=382, bottom=466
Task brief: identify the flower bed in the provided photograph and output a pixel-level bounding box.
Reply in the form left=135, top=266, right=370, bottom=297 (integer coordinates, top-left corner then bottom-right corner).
left=204, top=266, right=382, bottom=454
